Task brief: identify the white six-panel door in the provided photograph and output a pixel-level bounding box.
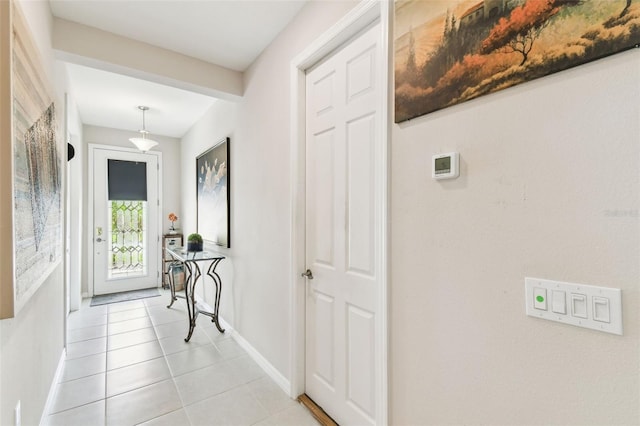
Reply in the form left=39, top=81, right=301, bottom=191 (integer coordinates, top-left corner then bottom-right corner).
left=305, top=21, right=382, bottom=426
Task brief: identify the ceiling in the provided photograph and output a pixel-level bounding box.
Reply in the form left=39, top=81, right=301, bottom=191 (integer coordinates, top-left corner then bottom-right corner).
left=65, top=63, right=218, bottom=138
left=50, top=0, right=308, bottom=138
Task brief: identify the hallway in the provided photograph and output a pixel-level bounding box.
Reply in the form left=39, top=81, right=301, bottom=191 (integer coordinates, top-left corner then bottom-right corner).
left=44, top=292, right=318, bottom=426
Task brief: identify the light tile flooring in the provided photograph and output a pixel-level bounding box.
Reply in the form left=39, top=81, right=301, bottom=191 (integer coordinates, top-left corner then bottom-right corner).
left=44, top=290, right=319, bottom=426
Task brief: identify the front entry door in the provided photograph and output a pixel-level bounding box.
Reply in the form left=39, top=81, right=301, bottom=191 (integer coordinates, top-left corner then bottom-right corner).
left=93, top=147, right=159, bottom=295
left=304, top=21, right=382, bottom=426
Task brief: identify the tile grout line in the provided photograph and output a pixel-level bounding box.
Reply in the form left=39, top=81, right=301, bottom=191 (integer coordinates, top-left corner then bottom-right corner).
left=105, top=297, right=159, bottom=424
left=104, top=306, right=110, bottom=426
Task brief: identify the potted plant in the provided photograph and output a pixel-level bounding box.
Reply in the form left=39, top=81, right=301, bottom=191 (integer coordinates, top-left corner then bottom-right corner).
left=187, top=233, right=203, bottom=252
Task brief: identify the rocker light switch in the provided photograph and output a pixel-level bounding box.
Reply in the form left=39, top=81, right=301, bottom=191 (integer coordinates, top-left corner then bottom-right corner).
left=593, top=297, right=610, bottom=323
left=551, top=290, right=566, bottom=314
left=571, top=293, right=588, bottom=319
left=533, top=288, right=547, bottom=310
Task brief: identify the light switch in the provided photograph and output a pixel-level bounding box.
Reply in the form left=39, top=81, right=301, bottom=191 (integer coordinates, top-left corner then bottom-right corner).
left=552, top=290, right=566, bottom=314
left=533, top=288, right=547, bottom=310
left=593, top=297, right=610, bottom=323
left=525, top=277, right=622, bottom=335
left=571, top=293, right=588, bottom=319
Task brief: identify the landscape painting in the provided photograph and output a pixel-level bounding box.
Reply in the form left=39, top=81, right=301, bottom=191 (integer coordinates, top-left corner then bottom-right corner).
left=395, top=0, right=640, bottom=122
left=196, top=138, right=230, bottom=248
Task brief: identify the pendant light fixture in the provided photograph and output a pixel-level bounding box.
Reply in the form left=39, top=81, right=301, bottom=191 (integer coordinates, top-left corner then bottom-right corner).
left=129, top=105, right=159, bottom=152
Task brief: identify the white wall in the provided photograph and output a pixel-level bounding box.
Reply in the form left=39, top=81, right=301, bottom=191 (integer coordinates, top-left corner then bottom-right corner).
left=81, top=125, right=182, bottom=295
left=178, top=0, right=359, bottom=379
left=0, top=271, right=64, bottom=426
left=390, top=50, right=640, bottom=424
left=66, top=93, right=83, bottom=311
left=0, top=1, right=66, bottom=425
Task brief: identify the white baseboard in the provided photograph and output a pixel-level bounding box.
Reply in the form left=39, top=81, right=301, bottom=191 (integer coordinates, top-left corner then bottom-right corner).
left=218, top=316, right=291, bottom=396
left=40, top=349, right=66, bottom=426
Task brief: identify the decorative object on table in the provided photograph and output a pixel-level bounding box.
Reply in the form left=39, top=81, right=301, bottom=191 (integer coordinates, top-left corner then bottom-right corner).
left=394, top=0, right=640, bottom=122
left=187, top=233, right=204, bottom=252
left=168, top=212, right=178, bottom=234
left=196, top=137, right=230, bottom=248
left=1, top=1, right=63, bottom=319
left=128, top=105, right=159, bottom=152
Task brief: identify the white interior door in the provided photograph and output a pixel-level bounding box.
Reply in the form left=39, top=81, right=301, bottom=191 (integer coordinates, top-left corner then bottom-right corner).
left=304, top=21, right=382, bottom=426
left=93, top=147, right=159, bottom=295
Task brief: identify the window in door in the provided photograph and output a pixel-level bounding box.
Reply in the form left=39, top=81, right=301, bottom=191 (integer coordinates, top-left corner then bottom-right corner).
left=107, top=159, right=149, bottom=280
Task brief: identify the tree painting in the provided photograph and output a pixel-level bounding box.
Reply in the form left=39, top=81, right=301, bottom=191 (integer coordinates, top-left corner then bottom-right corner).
left=395, top=0, right=640, bottom=122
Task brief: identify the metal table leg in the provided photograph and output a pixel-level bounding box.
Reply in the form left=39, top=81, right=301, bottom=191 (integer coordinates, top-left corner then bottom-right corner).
left=206, top=258, right=226, bottom=333
left=166, top=260, right=182, bottom=309
left=184, top=261, right=201, bottom=342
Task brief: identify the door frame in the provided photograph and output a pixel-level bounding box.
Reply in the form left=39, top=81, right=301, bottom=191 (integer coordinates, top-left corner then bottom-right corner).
left=289, top=1, right=391, bottom=423
left=87, top=143, right=163, bottom=297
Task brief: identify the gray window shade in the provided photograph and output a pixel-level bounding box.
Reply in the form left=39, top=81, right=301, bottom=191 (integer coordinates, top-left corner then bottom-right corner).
left=108, top=159, right=147, bottom=201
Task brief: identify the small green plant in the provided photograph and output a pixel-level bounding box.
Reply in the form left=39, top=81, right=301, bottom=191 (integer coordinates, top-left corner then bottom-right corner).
left=187, top=233, right=203, bottom=243
left=187, top=233, right=204, bottom=252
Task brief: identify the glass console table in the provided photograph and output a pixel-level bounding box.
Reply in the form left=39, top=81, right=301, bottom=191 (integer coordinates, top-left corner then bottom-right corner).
left=165, top=247, right=226, bottom=342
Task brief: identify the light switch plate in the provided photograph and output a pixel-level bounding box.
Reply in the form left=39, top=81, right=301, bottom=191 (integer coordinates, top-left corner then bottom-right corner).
left=525, top=277, right=623, bottom=335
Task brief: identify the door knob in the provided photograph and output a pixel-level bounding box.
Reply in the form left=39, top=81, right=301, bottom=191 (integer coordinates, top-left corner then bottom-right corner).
left=301, top=269, right=314, bottom=279
left=96, top=237, right=104, bottom=243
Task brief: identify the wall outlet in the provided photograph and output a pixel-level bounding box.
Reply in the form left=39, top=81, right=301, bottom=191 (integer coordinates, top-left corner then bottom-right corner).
left=15, top=400, right=21, bottom=426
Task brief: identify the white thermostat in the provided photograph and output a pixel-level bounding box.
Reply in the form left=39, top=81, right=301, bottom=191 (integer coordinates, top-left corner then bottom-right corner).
left=432, top=152, right=459, bottom=180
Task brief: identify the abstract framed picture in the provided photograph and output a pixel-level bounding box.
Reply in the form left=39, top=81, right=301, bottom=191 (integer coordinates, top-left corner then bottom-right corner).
left=1, top=0, right=62, bottom=318
left=394, top=0, right=640, bottom=122
left=196, top=138, right=230, bottom=248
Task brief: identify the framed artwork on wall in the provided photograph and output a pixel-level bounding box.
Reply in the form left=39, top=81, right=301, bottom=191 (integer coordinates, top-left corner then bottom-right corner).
left=1, top=0, right=62, bottom=319
left=196, top=137, right=230, bottom=248
left=394, top=0, right=640, bottom=122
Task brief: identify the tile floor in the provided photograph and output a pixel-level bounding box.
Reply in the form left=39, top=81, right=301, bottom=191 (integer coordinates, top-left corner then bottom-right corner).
left=44, top=290, right=319, bottom=426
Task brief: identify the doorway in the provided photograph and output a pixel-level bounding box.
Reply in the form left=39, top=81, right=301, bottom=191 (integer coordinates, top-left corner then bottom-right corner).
left=90, top=145, right=161, bottom=295
left=290, top=2, right=390, bottom=424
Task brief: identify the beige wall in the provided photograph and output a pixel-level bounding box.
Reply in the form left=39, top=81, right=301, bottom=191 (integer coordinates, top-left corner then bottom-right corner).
left=0, top=0, right=66, bottom=425
left=390, top=50, right=640, bottom=424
